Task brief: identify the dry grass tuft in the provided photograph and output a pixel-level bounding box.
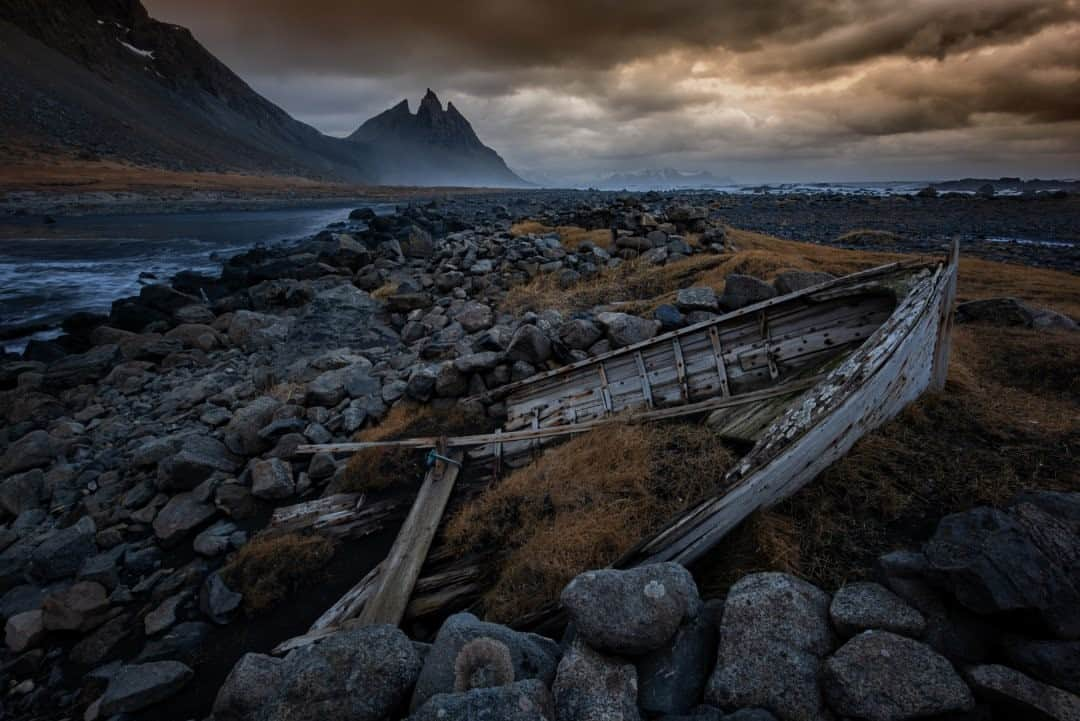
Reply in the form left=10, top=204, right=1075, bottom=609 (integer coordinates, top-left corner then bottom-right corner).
left=509, top=221, right=551, bottom=237
left=502, top=254, right=723, bottom=315
left=444, top=422, right=736, bottom=621
left=556, top=226, right=613, bottom=251
left=333, top=402, right=495, bottom=494
left=371, top=282, right=400, bottom=301
left=221, top=533, right=337, bottom=613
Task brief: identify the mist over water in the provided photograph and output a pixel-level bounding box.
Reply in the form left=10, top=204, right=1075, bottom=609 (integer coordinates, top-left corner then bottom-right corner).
left=0, top=204, right=390, bottom=353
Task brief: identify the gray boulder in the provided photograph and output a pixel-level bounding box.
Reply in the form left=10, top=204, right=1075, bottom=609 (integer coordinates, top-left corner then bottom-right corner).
left=829, top=582, right=925, bottom=638
left=706, top=572, right=834, bottom=721
left=675, top=287, right=720, bottom=313
left=201, top=571, right=243, bottom=625
left=2, top=430, right=53, bottom=475
left=30, top=516, right=97, bottom=581
left=213, top=652, right=287, bottom=721
left=558, top=319, right=603, bottom=350
left=44, top=343, right=121, bottom=388
left=457, top=302, right=495, bottom=333
left=956, top=297, right=1078, bottom=331
left=411, top=612, right=561, bottom=711
left=595, top=311, right=659, bottom=348
left=562, top=563, right=701, bottom=656
left=506, top=325, right=553, bottom=365
left=153, top=493, right=216, bottom=546
left=924, top=494, right=1080, bottom=637
left=0, top=469, right=46, bottom=516
left=215, top=624, right=422, bottom=721
left=965, top=664, right=1080, bottom=721
left=1002, top=637, right=1080, bottom=695
left=224, top=396, right=282, bottom=457
left=42, top=580, right=110, bottom=631
left=157, top=435, right=241, bottom=491
left=773, top=271, right=835, bottom=295
left=553, top=639, right=640, bottom=721
left=822, top=630, right=973, bottom=721
left=99, top=661, right=194, bottom=715
left=250, top=458, right=295, bottom=500
left=719, top=275, right=776, bottom=310
left=408, top=679, right=554, bottom=721
left=5, top=609, right=44, bottom=652
left=636, top=609, right=718, bottom=715
left=227, top=310, right=290, bottom=350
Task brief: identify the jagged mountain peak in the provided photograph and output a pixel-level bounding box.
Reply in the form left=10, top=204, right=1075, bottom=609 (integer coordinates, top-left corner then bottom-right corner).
left=347, top=90, right=528, bottom=187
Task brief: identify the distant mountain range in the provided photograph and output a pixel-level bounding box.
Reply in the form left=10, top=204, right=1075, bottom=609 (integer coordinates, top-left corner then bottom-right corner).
left=0, top=0, right=524, bottom=187
left=591, top=168, right=735, bottom=191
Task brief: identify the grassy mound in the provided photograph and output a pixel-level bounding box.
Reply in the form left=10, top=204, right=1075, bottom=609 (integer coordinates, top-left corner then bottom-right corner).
left=221, top=533, right=337, bottom=614
left=444, top=422, right=736, bottom=622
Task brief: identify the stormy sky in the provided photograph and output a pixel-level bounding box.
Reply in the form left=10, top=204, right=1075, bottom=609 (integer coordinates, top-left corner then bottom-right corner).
left=143, top=0, right=1080, bottom=184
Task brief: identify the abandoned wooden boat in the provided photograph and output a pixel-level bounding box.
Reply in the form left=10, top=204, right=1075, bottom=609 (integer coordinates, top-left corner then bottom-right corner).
left=280, top=242, right=958, bottom=647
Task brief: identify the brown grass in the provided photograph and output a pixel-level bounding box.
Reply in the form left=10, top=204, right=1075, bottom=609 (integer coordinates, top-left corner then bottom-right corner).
left=444, top=422, right=736, bottom=621
left=221, top=533, right=337, bottom=613
left=333, top=402, right=495, bottom=494
left=370, top=282, right=400, bottom=301
left=696, top=323, right=1079, bottom=597
left=501, top=253, right=723, bottom=315
left=509, top=222, right=613, bottom=251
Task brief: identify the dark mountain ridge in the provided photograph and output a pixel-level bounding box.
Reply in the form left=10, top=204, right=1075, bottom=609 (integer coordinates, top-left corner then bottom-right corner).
left=349, top=90, right=528, bottom=187
left=0, top=0, right=523, bottom=187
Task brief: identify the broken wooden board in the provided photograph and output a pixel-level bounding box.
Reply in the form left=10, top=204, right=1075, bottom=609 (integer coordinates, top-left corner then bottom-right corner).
left=259, top=493, right=403, bottom=540
left=355, top=449, right=464, bottom=627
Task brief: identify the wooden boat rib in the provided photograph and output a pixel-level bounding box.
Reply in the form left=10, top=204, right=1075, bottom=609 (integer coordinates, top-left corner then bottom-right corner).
left=283, top=243, right=958, bottom=646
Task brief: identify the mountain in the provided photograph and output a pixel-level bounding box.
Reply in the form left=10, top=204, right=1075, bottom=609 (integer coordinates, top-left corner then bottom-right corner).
left=0, top=0, right=525, bottom=187
left=0, top=0, right=377, bottom=182
left=593, top=168, right=735, bottom=191
left=349, top=90, right=528, bottom=187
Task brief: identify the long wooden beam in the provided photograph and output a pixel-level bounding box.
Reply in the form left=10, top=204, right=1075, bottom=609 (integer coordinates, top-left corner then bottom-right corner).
left=355, top=449, right=464, bottom=626
left=295, top=377, right=824, bottom=455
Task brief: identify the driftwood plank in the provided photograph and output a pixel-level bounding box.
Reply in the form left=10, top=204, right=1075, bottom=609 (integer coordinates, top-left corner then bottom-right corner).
left=355, top=450, right=465, bottom=626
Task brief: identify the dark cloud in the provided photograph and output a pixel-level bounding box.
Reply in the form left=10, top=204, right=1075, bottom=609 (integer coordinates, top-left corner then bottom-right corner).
left=142, top=0, right=1080, bottom=182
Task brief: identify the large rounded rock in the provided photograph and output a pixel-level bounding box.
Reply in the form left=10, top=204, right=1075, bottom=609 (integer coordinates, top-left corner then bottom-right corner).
left=99, top=661, right=194, bottom=715
left=157, top=435, right=241, bottom=491
left=553, top=639, right=640, bottom=721
left=822, top=631, right=973, bottom=721
left=216, top=625, right=421, bottom=721
left=705, top=573, right=834, bottom=721
left=675, top=287, right=720, bottom=313
left=214, top=652, right=287, bottom=721
left=965, top=663, right=1080, bottom=721
left=924, top=493, right=1080, bottom=638
left=30, top=516, right=97, bottom=581
left=2, top=430, right=54, bottom=475
left=558, top=319, right=603, bottom=350
left=408, top=679, right=554, bottom=721
left=153, top=493, right=216, bottom=545
left=718, top=275, right=776, bottom=310
left=829, top=582, right=925, bottom=638
left=595, top=312, right=659, bottom=348
left=224, top=396, right=282, bottom=457
left=506, top=325, right=552, bottom=365
left=411, top=612, right=561, bottom=711
left=42, top=580, right=110, bottom=632
left=561, top=563, right=701, bottom=656
left=1002, top=637, right=1080, bottom=695
left=249, top=458, right=295, bottom=500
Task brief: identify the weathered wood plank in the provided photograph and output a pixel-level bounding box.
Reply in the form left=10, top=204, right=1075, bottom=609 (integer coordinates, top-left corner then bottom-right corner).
left=616, top=259, right=955, bottom=569
left=355, top=450, right=464, bottom=627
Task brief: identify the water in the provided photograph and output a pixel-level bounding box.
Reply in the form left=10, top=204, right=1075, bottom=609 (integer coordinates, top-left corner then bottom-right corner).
left=0, top=203, right=393, bottom=353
